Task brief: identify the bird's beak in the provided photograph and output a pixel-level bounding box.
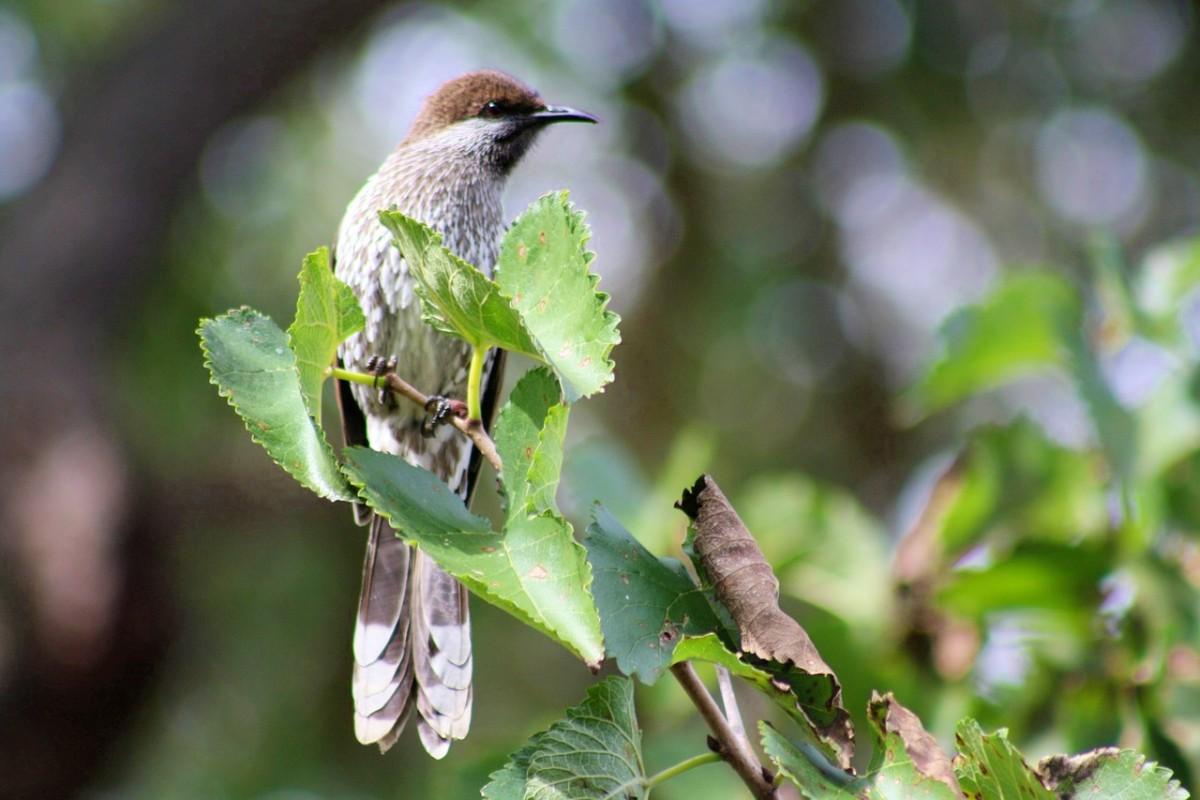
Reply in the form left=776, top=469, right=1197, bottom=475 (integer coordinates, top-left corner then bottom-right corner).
left=529, top=105, right=599, bottom=125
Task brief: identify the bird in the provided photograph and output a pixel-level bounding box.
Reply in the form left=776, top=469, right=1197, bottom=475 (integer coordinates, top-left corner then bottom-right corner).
left=331, top=70, right=596, bottom=758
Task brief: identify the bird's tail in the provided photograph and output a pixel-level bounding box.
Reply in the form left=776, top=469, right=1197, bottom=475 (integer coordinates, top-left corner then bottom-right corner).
left=351, top=514, right=472, bottom=757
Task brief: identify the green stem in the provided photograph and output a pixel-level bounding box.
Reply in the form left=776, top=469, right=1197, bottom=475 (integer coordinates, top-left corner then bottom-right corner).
left=467, top=345, right=485, bottom=422
left=329, top=366, right=376, bottom=386
left=646, top=752, right=721, bottom=791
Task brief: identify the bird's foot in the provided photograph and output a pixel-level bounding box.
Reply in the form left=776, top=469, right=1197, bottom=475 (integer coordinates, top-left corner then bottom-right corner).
left=365, top=355, right=399, bottom=408
left=421, top=396, right=469, bottom=438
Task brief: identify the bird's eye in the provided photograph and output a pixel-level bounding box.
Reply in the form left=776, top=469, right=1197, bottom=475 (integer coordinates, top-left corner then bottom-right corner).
left=480, top=100, right=507, bottom=118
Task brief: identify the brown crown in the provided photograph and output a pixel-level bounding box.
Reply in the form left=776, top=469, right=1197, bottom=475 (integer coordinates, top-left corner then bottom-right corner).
left=405, top=70, right=544, bottom=141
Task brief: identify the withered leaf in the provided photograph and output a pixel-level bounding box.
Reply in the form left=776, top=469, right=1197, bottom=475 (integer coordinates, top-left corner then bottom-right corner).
left=867, top=692, right=961, bottom=795
left=1036, top=748, right=1187, bottom=799
left=677, top=474, right=855, bottom=769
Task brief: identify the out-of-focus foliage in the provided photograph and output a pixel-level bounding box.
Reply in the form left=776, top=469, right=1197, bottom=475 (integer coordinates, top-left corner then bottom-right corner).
left=891, top=240, right=1200, bottom=790
left=566, top=238, right=1200, bottom=796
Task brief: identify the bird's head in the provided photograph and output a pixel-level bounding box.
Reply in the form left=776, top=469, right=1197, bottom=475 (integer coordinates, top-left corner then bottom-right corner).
left=404, top=70, right=596, bottom=174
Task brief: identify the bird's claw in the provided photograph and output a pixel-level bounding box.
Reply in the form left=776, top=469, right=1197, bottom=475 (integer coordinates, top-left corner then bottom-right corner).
left=421, top=395, right=469, bottom=438
left=365, top=355, right=399, bottom=407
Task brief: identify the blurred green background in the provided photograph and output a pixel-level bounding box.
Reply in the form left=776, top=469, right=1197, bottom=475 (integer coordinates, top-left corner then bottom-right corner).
left=1, top=0, right=1199, bottom=797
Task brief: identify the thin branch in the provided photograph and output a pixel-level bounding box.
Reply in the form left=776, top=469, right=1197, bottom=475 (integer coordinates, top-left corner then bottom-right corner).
left=716, top=665, right=749, bottom=743
left=670, top=662, right=775, bottom=799
left=330, top=366, right=503, bottom=473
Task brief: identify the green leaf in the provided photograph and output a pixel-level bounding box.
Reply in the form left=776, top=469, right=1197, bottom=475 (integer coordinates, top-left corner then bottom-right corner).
left=482, top=741, right=538, bottom=800
left=936, top=541, right=1109, bottom=621
left=497, top=192, right=621, bottom=403
left=198, top=307, right=354, bottom=501
left=583, top=506, right=727, bottom=683
left=910, top=273, right=1080, bottom=414
left=522, top=676, right=647, bottom=800
left=907, top=270, right=1139, bottom=480
left=953, top=718, right=1055, bottom=799
left=1037, top=749, right=1189, bottom=799
left=760, top=721, right=857, bottom=799
left=379, top=195, right=620, bottom=405
left=495, top=367, right=569, bottom=522
left=936, top=421, right=1108, bottom=555
left=342, top=447, right=603, bottom=667
left=286, top=247, right=364, bottom=419
left=380, top=210, right=540, bottom=355
left=1063, top=328, right=1138, bottom=482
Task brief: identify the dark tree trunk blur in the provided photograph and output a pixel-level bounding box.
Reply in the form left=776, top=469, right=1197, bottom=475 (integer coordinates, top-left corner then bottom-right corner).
left=0, top=1, right=392, bottom=796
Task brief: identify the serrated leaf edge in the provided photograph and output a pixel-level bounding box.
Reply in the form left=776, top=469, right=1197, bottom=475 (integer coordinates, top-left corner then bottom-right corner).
left=197, top=308, right=353, bottom=502
left=496, top=191, right=622, bottom=403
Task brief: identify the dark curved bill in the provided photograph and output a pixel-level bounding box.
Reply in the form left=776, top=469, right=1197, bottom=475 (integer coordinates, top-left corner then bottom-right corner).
left=530, top=105, right=598, bottom=124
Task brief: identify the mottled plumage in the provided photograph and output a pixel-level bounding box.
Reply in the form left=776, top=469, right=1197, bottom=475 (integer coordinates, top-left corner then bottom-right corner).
left=332, top=70, right=594, bottom=757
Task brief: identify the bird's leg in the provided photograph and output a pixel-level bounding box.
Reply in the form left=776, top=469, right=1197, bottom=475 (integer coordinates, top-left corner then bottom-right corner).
left=421, top=395, right=469, bottom=438
left=365, top=355, right=399, bottom=408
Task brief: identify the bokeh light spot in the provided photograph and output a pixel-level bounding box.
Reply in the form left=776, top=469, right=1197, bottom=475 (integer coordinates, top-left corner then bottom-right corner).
left=0, top=81, right=59, bottom=201
left=677, top=37, right=823, bottom=171
left=1035, top=107, right=1147, bottom=227
left=552, top=0, right=660, bottom=85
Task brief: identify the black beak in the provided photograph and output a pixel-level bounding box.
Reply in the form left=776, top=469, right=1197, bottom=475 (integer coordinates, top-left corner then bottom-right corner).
left=529, top=105, right=598, bottom=124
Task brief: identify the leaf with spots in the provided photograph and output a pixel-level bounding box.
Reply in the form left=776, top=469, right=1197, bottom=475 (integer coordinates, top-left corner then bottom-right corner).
left=583, top=506, right=728, bottom=683
left=198, top=307, right=354, bottom=501
left=497, top=191, right=621, bottom=403
left=286, top=247, right=364, bottom=420
left=1036, top=748, right=1188, bottom=799
left=953, top=719, right=1055, bottom=800
left=342, top=446, right=603, bottom=668
left=495, top=367, right=569, bottom=523
left=380, top=210, right=540, bottom=356
left=485, top=676, right=647, bottom=800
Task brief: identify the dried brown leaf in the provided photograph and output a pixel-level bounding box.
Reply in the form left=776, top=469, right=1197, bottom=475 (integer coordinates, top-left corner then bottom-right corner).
left=677, top=474, right=855, bottom=769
